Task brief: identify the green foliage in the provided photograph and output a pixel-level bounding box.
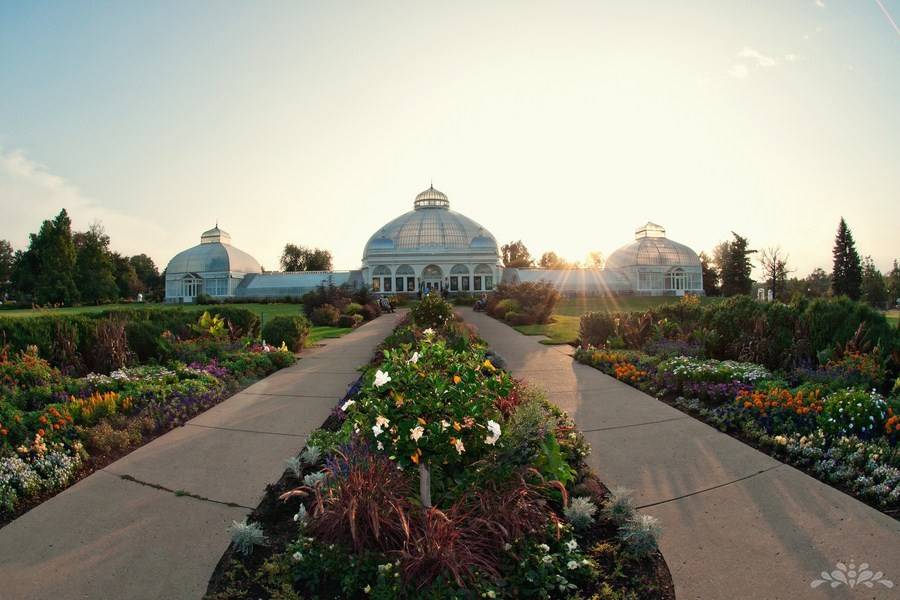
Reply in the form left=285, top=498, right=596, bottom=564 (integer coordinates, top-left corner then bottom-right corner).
left=487, top=282, right=560, bottom=325
left=818, top=389, right=888, bottom=438
left=280, top=243, right=333, bottom=272
left=500, top=240, right=534, bottom=268
left=343, top=302, right=363, bottom=315
left=337, top=314, right=363, bottom=329
left=832, top=217, right=863, bottom=300
left=191, top=311, right=227, bottom=338
left=409, top=293, right=454, bottom=330
left=719, top=232, right=755, bottom=297
left=580, top=311, right=617, bottom=347
left=310, top=304, right=341, bottom=327
left=74, top=224, right=119, bottom=304
left=262, top=315, right=310, bottom=352
left=492, top=298, right=520, bottom=320
left=15, top=209, right=80, bottom=305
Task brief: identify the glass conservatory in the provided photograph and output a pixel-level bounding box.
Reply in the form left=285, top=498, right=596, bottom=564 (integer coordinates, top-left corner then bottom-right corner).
left=604, top=222, right=704, bottom=295
left=361, top=186, right=502, bottom=295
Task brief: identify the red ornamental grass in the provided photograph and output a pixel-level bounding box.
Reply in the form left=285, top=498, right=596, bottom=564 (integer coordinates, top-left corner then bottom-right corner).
left=307, top=450, right=414, bottom=553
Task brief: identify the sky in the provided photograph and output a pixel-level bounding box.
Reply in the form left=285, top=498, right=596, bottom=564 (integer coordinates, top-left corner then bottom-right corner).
left=1, top=0, right=898, bottom=278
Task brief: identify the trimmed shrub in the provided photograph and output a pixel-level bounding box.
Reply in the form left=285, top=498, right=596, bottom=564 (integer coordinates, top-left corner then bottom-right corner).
left=361, top=302, right=381, bottom=321
left=453, top=294, right=477, bottom=306
left=310, top=304, right=341, bottom=327
left=580, top=312, right=616, bottom=347
left=493, top=298, right=520, bottom=320
left=338, top=314, right=364, bottom=328
left=487, top=282, right=559, bottom=325
left=343, top=302, right=363, bottom=316
left=262, top=315, right=310, bottom=352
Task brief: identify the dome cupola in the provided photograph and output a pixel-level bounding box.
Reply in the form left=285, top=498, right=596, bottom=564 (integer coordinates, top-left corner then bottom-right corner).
left=413, top=185, right=450, bottom=210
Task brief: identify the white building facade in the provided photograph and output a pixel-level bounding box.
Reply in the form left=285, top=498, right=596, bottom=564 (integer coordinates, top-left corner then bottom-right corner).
left=164, top=189, right=702, bottom=302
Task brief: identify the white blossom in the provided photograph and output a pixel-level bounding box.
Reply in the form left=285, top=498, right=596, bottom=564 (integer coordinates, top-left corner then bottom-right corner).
left=374, top=370, right=391, bottom=388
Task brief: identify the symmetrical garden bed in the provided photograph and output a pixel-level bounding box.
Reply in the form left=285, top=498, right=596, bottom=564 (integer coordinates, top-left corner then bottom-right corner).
left=571, top=295, right=900, bottom=519
left=206, top=295, right=675, bottom=599
left=0, top=309, right=303, bottom=525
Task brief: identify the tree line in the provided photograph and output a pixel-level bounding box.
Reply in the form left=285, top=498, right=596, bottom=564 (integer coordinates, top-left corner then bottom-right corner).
left=1, top=209, right=163, bottom=306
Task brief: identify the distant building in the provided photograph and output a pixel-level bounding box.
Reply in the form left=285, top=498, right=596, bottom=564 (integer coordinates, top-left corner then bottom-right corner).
left=164, top=188, right=702, bottom=302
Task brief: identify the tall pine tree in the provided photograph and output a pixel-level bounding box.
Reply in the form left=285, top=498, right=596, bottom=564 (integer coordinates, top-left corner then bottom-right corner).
left=831, top=217, right=862, bottom=300
left=719, top=232, right=755, bottom=296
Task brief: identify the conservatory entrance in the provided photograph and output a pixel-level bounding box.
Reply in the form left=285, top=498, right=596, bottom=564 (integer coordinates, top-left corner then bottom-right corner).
left=421, top=264, right=443, bottom=293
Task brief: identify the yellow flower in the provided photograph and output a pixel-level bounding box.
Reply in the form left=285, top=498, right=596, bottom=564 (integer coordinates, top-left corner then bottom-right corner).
left=453, top=375, right=462, bottom=384
left=483, top=359, right=496, bottom=372
left=417, top=417, right=426, bottom=426
left=452, top=421, right=462, bottom=432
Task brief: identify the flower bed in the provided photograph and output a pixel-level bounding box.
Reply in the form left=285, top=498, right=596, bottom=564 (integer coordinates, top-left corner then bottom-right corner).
left=575, top=348, right=900, bottom=516
left=206, top=301, right=674, bottom=599
left=0, top=313, right=296, bottom=524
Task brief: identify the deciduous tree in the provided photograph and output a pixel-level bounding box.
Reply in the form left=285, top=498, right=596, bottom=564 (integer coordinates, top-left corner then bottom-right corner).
left=501, top=240, right=533, bottom=268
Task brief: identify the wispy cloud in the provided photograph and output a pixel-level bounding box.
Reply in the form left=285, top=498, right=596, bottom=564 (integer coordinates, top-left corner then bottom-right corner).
left=815, top=0, right=825, bottom=8
left=738, top=47, right=777, bottom=68
left=0, top=147, right=163, bottom=255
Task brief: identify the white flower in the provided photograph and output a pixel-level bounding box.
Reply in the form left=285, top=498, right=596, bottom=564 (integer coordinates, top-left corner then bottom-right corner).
left=440, top=419, right=450, bottom=431
left=363, top=584, right=371, bottom=594
left=484, top=420, right=501, bottom=445
left=423, top=328, right=435, bottom=336
left=377, top=441, right=384, bottom=450
left=453, top=438, right=466, bottom=454
left=292, top=551, right=303, bottom=562
left=410, top=426, right=424, bottom=442
left=372, top=424, right=385, bottom=437
left=341, top=399, right=355, bottom=411
left=565, top=539, right=578, bottom=551
left=408, top=351, right=419, bottom=364
left=537, top=543, right=550, bottom=552
left=567, top=560, right=579, bottom=570
left=374, top=370, right=391, bottom=388
left=375, top=415, right=390, bottom=428
left=542, top=555, right=553, bottom=564
left=293, top=505, right=308, bottom=523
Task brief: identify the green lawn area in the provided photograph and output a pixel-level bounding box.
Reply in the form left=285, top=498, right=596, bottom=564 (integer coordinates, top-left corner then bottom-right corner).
left=886, top=309, right=899, bottom=327
left=0, top=302, right=353, bottom=347
left=513, top=296, right=717, bottom=345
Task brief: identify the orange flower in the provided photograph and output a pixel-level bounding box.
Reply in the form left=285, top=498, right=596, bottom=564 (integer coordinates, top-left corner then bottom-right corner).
left=37, top=428, right=45, bottom=437
left=39, top=415, right=48, bottom=424
left=453, top=375, right=462, bottom=384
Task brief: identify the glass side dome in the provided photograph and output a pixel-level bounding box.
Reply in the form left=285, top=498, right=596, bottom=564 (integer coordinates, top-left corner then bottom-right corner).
left=166, top=226, right=262, bottom=274
left=605, top=223, right=700, bottom=269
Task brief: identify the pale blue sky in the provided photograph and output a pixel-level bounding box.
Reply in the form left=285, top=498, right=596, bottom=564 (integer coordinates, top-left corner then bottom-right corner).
left=1, top=1, right=898, bottom=276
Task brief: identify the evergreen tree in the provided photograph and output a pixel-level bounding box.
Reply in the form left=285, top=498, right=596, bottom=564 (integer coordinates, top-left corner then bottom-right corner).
left=886, top=259, right=900, bottom=308
left=19, top=209, right=80, bottom=304
left=860, top=256, right=888, bottom=308
left=74, top=223, right=118, bottom=304
left=831, top=217, right=862, bottom=300
left=719, top=232, right=755, bottom=296
left=699, top=251, right=719, bottom=296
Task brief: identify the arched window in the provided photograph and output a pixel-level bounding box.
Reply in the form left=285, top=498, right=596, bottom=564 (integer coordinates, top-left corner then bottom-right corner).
left=450, top=264, right=469, bottom=292
left=474, top=264, right=494, bottom=291
left=421, top=265, right=443, bottom=293
left=372, top=265, right=391, bottom=292
left=396, top=265, right=414, bottom=292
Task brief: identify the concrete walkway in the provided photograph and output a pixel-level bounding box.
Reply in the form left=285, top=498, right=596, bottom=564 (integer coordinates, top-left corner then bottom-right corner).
left=459, top=308, right=900, bottom=600
left=0, top=311, right=404, bottom=600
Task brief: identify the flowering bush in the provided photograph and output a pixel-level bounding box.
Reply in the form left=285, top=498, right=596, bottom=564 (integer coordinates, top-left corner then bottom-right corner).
left=818, top=389, right=888, bottom=439
left=410, top=293, right=455, bottom=330
left=736, top=387, right=823, bottom=434
left=657, top=356, right=772, bottom=386
left=341, top=332, right=511, bottom=486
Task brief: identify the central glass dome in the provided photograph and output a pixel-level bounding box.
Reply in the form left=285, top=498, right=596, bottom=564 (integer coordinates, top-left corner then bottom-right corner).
left=363, top=186, right=499, bottom=256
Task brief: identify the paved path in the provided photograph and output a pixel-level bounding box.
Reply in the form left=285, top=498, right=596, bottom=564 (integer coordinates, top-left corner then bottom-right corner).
left=0, top=311, right=404, bottom=600
left=459, top=308, right=900, bottom=600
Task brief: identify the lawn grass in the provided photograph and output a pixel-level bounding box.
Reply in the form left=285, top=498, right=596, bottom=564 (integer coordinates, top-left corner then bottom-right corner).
left=0, top=302, right=355, bottom=346
left=886, top=309, right=899, bottom=328
left=512, top=296, right=717, bottom=345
